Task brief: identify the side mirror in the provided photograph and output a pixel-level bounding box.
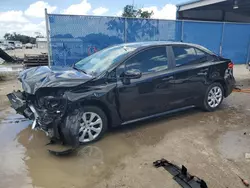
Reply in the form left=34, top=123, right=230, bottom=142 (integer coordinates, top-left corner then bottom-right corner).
left=123, top=69, right=142, bottom=79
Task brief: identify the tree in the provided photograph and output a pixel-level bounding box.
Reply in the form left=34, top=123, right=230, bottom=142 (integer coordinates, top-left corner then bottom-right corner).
left=138, top=9, right=153, bottom=18
left=121, top=5, right=153, bottom=18
left=3, top=33, right=36, bottom=44
left=35, top=32, right=44, bottom=38
left=4, top=33, right=11, bottom=40
left=107, top=5, right=157, bottom=42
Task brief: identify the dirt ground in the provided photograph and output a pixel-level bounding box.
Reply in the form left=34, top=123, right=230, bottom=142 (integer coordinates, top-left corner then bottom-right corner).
left=0, top=65, right=250, bottom=188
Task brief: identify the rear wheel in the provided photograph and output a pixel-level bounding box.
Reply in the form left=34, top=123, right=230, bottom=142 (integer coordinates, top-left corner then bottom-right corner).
left=78, top=106, right=107, bottom=143
left=202, top=83, right=224, bottom=111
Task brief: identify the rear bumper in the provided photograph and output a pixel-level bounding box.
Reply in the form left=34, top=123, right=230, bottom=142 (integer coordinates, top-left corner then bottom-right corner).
left=224, top=75, right=236, bottom=97
left=246, top=63, right=250, bottom=70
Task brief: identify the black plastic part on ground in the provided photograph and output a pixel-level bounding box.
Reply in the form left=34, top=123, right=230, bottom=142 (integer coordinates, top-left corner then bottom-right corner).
left=48, top=148, right=77, bottom=156
left=0, top=48, right=15, bottom=62
left=153, top=159, right=208, bottom=188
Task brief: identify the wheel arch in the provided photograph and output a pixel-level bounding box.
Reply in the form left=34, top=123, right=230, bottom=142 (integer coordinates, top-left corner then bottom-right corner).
left=212, top=79, right=226, bottom=96
left=81, top=99, right=113, bottom=128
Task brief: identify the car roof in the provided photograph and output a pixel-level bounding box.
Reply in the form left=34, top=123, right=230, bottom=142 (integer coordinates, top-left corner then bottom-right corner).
left=114, top=41, right=214, bottom=55
left=115, top=41, right=195, bottom=47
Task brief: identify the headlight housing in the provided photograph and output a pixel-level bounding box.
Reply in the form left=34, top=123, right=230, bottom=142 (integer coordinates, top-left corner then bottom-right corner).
left=37, top=96, right=67, bottom=113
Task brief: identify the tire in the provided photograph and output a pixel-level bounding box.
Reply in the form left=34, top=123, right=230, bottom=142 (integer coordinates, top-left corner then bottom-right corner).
left=202, top=82, right=224, bottom=112
left=78, top=106, right=108, bottom=144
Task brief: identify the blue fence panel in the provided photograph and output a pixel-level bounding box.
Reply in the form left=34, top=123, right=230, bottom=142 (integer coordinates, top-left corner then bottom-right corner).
left=182, top=21, right=223, bottom=54
left=48, top=14, right=250, bottom=66
left=49, top=15, right=125, bottom=66
left=125, top=19, right=181, bottom=42
left=125, top=18, right=159, bottom=42
left=158, top=20, right=182, bottom=41
left=222, top=23, right=250, bottom=64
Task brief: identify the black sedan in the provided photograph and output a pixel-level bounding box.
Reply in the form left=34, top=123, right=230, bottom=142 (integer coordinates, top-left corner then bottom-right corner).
left=7, top=41, right=235, bottom=148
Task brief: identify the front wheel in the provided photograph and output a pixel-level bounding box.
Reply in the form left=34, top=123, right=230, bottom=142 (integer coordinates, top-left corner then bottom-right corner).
left=78, top=106, right=107, bottom=143
left=202, top=83, right=224, bottom=112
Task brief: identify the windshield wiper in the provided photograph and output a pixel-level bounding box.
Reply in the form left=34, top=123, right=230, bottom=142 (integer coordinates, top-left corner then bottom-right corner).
left=73, top=66, right=87, bottom=74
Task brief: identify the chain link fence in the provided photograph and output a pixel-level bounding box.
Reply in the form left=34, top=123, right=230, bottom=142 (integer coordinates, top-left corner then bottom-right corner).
left=47, top=14, right=250, bottom=66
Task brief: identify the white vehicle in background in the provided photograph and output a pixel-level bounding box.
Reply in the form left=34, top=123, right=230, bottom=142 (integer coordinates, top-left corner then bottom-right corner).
left=25, top=43, right=33, bottom=49
left=15, top=42, right=23, bottom=49
left=7, top=41, right=15, bottom=50
left=0, top=44, right=7, bottom=51
left=8, top=44, right=15, bottom=50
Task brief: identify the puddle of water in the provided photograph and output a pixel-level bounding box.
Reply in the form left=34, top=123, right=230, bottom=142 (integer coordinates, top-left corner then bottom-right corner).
left=1, top=108, right=191, bottom=188
left=0, top=101, right=249, bottom=188
left=0, top=111, right=32, bottom=188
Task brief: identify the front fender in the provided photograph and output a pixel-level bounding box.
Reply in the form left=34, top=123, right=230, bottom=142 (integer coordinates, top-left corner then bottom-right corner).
left=63, top=83, right=122, bottom=127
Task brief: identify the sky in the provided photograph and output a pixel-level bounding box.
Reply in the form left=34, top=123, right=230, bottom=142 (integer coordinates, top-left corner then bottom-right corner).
left=0, top=0, right=188, bottom=38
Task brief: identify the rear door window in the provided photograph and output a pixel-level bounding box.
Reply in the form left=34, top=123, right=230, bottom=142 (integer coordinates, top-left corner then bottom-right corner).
left=172, top=46, right=212, bottom=67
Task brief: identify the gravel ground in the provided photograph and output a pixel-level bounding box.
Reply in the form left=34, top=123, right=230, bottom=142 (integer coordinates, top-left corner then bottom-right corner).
left=0, top=65, right=250, bottom=188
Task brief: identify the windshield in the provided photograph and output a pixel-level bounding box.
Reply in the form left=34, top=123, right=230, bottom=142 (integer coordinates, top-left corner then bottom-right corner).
left=74, top=45, right=137, bottom=76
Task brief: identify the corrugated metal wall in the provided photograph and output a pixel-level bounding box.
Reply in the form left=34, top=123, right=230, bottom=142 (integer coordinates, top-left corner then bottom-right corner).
left=47, top=14, right=250, bottom=66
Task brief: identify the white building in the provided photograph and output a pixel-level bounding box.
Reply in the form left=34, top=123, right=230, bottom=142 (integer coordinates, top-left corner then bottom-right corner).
left=36, top=38, right=47, bottom=49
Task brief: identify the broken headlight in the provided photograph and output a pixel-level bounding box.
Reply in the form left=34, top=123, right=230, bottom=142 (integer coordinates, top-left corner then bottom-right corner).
left=37, top=96, right=67, bottom=113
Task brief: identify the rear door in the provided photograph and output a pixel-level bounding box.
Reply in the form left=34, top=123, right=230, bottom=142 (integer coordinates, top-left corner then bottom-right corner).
left=169, top=45, right=215, bottom=107
left=116, top=46, right=176, bottom=121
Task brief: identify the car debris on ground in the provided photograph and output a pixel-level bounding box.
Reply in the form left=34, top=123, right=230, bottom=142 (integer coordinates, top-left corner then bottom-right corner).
left=245, top=153, right=250, bottom=159
left=237, top=174, right=249, bottom=187
left=153, top=158, right=208, bottom=188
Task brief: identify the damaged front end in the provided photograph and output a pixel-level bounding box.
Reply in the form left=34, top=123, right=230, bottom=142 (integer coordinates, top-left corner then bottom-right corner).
left=7, top=89, right=82, bottom=155
left=6, top=65, right=95, bottom=155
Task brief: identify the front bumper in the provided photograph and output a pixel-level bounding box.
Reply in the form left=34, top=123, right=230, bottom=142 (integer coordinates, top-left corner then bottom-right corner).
left=7, top=91, right=64, bottom=135
left=7, top=91, right=34, bottom=119
left=7, top=91, right=81, bottom=154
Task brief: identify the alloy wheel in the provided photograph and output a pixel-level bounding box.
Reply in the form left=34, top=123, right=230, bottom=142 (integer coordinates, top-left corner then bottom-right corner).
left=207, top=86, right=223, bottom=108
left=79, top=112, right=103, bottom=143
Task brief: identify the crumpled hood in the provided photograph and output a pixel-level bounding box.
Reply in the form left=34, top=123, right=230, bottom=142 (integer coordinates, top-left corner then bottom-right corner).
left=19, top=66, right=93, bottom=94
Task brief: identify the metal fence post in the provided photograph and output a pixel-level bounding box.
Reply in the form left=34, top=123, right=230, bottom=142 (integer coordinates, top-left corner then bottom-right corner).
left=181, top=20, right=184, bottom=42
left=45, top=8, right=51, bottom=66
left=124, top=18, right=127, bottom=43
left=219, top=22, right=225, bottom=56
left=246, top=37, right=250, bottom=65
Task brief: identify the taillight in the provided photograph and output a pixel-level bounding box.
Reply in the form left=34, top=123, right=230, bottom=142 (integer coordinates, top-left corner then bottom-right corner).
left=228, top=62, right=234, bottom=69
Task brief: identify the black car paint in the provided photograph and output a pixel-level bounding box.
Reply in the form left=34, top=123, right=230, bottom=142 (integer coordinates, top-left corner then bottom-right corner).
left=19, top=66, right=93, bottom=94
left=59, top=44, right=234, bottom=127
left=7, top=42, right=235, bottom=152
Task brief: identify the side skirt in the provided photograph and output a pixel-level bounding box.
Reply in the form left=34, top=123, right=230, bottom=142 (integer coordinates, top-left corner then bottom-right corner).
left=121, top=106, right=195, bottom=125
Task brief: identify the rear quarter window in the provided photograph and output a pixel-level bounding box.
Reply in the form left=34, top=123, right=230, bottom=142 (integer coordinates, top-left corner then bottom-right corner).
left=173, top=46, right=214, bottom=67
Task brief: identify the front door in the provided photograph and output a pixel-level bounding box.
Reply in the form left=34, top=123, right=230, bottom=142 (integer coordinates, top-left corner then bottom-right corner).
left=116, top=46, right=175, bottom=121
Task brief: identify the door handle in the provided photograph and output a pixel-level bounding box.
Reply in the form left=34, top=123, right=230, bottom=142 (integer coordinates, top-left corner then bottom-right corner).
left=197, top=72, right=207, bottom=76
left=162, top=76, right=174, bottom=81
